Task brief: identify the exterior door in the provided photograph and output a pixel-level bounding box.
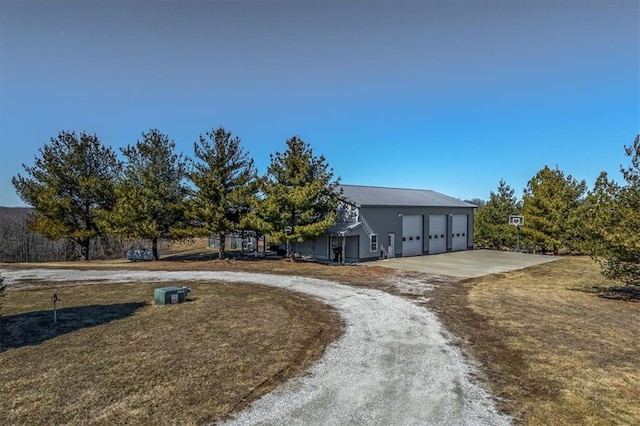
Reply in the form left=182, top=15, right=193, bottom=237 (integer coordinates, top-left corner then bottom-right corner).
left=387, top=232, right=395, bottom=258
left=402, top=215, right=423, bottom=257
left=428, top=215, right=447, bottom=254
left=451, top=214, right=468, bottom=251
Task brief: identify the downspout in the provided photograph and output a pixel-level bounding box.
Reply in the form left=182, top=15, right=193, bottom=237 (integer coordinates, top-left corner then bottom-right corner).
left=342, top=234, right=346, bottom=264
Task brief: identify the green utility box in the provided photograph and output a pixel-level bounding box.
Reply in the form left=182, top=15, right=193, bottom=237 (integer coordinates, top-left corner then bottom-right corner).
left=154, top=286, right=187, bottom=305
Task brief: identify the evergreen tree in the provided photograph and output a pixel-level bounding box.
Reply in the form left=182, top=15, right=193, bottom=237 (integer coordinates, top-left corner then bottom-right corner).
left=522, top=166, right=587, bottom=254
left=251, top=136, right=340, bottom=255
left=12, top=131, right=121, bottom=260
left=185, top=127, right=257, bottom=259
left=592, top=136, right=640, bottom=286
left=106, top=129, right=188, bottom=260
left=578, top=171, right=620, bottom=255
left=474, top=179, right=521, bottom=250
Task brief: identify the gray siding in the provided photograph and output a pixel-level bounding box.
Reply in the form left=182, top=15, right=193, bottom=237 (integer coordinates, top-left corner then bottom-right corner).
left=358, top=206, right=475, bottom=257
left=344, top=236, right=359, bottom=263
left=297, top=233, right=363, bottom=263
left=328, top=234, right=361, bottom=263
left=295, top=236, right=330, bottom=260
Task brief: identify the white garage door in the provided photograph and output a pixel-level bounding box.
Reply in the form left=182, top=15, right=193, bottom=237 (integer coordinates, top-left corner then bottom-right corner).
left=452, top=214, right=468, bottom=251
left=428, top=215, right=447, bottom=254
left=402, top=215, right=423, bottom=257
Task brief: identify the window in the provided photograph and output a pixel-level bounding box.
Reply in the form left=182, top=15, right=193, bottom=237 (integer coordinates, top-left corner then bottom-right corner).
left=370, top=234, right=378, bottom=252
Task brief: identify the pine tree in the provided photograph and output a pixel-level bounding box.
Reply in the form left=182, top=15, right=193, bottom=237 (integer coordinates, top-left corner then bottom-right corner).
left=185, top=127, right=257, bottom=259
left=106, top=130, right=188, bottom=260
left=12, top=131, right=121, bottom=260
left=251, top=136, right=340, bottom=255
left=522, top=166, right=587, bottom=254
left=592, top=136, right=640, bottom=286
left=474, top=179, right=521, bottom=250
left=578, top=172, right=620, bottom=255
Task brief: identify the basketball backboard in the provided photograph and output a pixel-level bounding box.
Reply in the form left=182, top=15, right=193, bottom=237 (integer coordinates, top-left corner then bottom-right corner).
left=509, top=215, right=524, bottom=226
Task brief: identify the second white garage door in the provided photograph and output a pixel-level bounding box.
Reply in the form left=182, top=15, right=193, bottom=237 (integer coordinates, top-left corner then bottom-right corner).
left=428, top=215, right=447, bottom=254
left=402, top=215, right=422, bottom=257
left=452, top=214, right=468, bottom=251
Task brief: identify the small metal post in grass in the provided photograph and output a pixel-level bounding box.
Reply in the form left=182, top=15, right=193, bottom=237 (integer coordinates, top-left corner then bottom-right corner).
left=52, top=294, right=59, bottom=323
left=0, top=275, right=6, bottom=348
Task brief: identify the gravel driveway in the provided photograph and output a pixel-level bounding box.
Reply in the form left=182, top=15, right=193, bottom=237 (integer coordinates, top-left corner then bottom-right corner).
left=2, top=268, right=511, bottom=425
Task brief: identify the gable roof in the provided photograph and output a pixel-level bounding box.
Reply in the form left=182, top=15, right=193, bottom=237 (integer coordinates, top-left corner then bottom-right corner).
left=338, top=184, right=475, bottom=208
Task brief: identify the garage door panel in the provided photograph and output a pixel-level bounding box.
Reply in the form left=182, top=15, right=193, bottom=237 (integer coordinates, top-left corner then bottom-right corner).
left=452, top=214, right=468, bottom=251
left=402, top=215, right=422, bottom=257
left=429, top=215, right=447, bottom=254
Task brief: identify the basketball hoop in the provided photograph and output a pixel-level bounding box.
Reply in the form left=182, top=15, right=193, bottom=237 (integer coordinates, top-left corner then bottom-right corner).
left=508, top=215, right=524, bottom=252
left=509, top=215, right=524, bottom=226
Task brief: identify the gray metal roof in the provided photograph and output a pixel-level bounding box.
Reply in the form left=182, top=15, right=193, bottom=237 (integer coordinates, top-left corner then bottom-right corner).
left=338, top=184, right=476, bottom=208
left=326, top=221, right=362, bottom=236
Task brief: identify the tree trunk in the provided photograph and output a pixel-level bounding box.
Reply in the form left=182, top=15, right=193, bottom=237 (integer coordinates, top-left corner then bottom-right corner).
left=81, top=238, right=91, bottom=261
left=152, top=238, right=159, bottom=260
left=218, top=232, right=226, bottom=259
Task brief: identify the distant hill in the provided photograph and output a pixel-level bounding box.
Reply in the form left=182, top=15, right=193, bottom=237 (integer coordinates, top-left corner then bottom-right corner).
left=0, top=206, right=32, bottom=220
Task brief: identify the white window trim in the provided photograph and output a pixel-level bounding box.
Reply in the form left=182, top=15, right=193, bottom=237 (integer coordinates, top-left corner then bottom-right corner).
left=370, top=234, right=378, bottom=252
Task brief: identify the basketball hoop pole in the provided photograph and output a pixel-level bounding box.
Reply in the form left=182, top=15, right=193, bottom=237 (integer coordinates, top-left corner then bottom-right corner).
left=509, top=215, right=524, bottom=253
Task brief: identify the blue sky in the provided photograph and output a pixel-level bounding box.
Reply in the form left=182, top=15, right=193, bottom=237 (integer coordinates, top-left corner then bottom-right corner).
left=1, top=0, right=638, bottom=207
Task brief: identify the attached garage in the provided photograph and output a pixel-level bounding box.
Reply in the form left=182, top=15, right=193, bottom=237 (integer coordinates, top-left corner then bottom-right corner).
left=428, top=215, right=447, bottom=254
left=402, top=215, right=423, bottom=257
left=452, top=214, right=468, bottom=251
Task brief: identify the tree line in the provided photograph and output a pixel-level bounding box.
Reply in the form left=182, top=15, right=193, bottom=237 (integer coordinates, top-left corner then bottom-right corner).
left=9, top=129, right=639, bottom=288
left=474, top=135, right=640, bottom=287
left=11, top=128, right=340, bottom=261
left=0, top=207, right=130, bottom=263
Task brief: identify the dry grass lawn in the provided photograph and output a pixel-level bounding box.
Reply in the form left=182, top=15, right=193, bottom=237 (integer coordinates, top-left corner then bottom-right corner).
left=0, top=278, right=341, bottom=425
left=0, top=253, right=445, bottom=425
left=3, top=246, right=638, bottom=425
left=428, top=256, right=640, bottom=425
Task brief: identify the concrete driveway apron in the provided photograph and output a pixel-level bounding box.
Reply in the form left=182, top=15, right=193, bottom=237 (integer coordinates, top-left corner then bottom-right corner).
left=369, top=249, right=559, bottom=278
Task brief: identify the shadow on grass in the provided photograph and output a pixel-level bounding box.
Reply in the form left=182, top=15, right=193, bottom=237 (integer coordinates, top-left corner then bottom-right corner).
left=0, top=302, right=146, bottom=352
left=577, top=285, right=640, bottom=302
left=161, top=250, right=285, bottom=262
left=162, top=250, right=220, bottom=262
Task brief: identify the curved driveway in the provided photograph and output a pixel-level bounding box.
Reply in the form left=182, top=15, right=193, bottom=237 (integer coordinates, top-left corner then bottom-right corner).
left=3, top=268, right=511, bottom=425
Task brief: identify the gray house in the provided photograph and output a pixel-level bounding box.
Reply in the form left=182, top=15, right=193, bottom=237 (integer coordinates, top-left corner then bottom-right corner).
left=296, top=184, right=476, bottom=263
